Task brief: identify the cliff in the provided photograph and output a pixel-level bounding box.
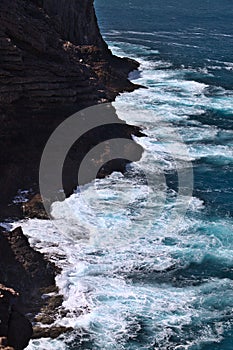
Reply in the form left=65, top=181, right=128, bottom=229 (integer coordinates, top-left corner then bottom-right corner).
left=0, top=0, right=141, bottom=350
left=0, top=0, right=141, bottom=217
left=0, top=1, right=142, bottom=347
left=37, top=0, right=108, bottom=48
left=0, top=0, right=138, bottom=111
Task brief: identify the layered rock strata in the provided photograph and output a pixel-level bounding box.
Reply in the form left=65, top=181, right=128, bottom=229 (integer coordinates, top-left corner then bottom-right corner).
left=0, top=0, right=141, bottom=216
left=0, top=1, right=143, bottom=347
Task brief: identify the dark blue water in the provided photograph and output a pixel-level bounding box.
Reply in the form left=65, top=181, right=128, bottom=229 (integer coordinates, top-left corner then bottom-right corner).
left=95, top=0, right=233, bottom=230
left=96, top=0, right=233, bottom=89
left=21, top=1, right=233, bottom=349
left=96, top=1, right=233, bottom=349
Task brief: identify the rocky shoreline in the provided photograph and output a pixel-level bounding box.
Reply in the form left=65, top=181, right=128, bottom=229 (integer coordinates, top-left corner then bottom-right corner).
left=0, top=0, right=142, bottom=216
left=0, top=0, right=142, bottom=348
left=0, top=226, right=61, bottom=349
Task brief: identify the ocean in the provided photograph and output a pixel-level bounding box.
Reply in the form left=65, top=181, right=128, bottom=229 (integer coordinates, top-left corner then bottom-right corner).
left=15, top=0, right=233, bottom=349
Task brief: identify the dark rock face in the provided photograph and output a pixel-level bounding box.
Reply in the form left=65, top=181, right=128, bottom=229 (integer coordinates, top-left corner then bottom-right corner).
left=39, top=0, right=108, bottom=48
left=0, top=226, right=63, bottom=348
left=0, top=226, right=58, bottom=297
left=0, top=0, right=138, bottom=111
left=0, top=0, right=141, bottom=216
left=8, top=309, right=33, bottom=350
left=0, top=285, right=32, bottom=350
left=0, top=286, right=19, bottom=339
left=0, top=1, right=142, bottom=347
left=0, top=336, right=14, bottom=350
left=23, top=194, right=49, bottom=219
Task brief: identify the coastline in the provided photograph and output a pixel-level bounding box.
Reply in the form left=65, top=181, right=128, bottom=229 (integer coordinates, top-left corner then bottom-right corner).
left=0, top=1, right=143, bottom=348
left=0, top=0, right=142, bottom=218
left=1, top=0, right=232, bottom=347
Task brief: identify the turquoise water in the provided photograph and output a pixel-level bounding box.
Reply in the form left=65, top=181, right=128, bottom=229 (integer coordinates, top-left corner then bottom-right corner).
left=21, top=1, right=233, bottom=349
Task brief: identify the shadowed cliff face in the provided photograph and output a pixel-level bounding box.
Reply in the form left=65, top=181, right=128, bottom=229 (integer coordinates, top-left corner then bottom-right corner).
left=0, top=0, right=141, bottom=215
left=0, top=226, right=62, bottom=349
left=0, top=0, right=138, bottom=110
left=39, top=0, right=108, bottom=48
left=0, top=0, right=97, bottom=109
left=0, top=284, right=32, bottom=350
left=0, top=2, right=142, bottom=347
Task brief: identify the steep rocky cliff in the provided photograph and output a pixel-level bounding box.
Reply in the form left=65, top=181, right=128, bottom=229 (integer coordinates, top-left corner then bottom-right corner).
left=0, top=0, right=141, bottom=216
left=38, top=0, right=108, bottom=48
left=0, top=1, right=142, bottom=348
left=0, top=0, right=138, bottom=111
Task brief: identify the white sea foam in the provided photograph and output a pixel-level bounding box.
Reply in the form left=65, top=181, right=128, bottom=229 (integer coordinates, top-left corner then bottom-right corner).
left=12, top=189, right=33, bottom=204
left=26, top=338, right=68, bottom=350
left=11, top=40, right=233, bottom=349
left=15, top=210, right=233, bottom=349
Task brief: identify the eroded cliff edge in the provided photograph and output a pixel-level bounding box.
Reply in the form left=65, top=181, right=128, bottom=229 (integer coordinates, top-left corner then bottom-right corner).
left=0, top=0, right=138, bottom=109
left=0, top=1, right=142, bottom=348
left=0, top=0, right=141, bottom=216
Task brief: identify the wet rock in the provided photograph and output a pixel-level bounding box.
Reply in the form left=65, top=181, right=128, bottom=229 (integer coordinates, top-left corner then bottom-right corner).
left=0, top=226, right=59, bottom=299
left=7, top=308, right=33, bottom=350
left=0, top=285, right=32, bottom=350
left=0, top=226, right=63, bottom=347
left=22, top=194, right=48, bottom=220
left=35, top=294, right=64, bottom=325
left=0, top=285, right=19, bottom=338
left=32, top=326, right=73, bottom=339
left=0, top=337, right=14, bottom=350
